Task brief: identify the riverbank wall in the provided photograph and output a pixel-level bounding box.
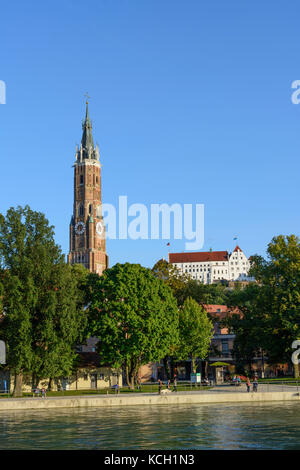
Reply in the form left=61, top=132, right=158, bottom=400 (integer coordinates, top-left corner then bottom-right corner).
left=0, top=390, right=299, bottom=411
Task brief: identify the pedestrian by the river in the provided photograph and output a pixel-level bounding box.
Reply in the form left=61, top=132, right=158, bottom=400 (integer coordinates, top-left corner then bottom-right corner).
left=41, top=387, right=46, bottom=398
left=34, top=387, right=40, bottom=397
left=173, top=377, right=177, bottom=392
left=253, top=376, right=258, bottom=392
left=246, top=377, right=251, bottom=393
left=167, top=379, right=171, bottom=390
left=158, top=379, right=162, bottom=395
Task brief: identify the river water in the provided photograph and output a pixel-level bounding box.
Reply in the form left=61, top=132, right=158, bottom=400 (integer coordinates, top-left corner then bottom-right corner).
left=0, top=402, right=299, bottom=449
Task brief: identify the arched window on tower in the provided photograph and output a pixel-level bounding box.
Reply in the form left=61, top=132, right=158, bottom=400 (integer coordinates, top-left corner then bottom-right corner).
left=78, top=204, right=84, bottom=217
left=89, top=204, right=93, bottom=215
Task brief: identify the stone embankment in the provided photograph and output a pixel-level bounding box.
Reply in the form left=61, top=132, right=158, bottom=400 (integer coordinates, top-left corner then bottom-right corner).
left=0, top=389, right=299, bottom=411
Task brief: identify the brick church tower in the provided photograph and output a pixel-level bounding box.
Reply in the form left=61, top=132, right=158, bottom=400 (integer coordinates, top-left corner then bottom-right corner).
left=68, top=101, right=108, bottom=275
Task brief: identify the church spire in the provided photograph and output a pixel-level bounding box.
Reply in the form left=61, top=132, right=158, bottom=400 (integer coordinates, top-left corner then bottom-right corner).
left=81, top=100, right=95, bottom=157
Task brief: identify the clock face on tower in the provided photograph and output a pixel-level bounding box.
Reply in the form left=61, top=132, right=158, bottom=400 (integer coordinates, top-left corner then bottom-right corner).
left=96, top=221, right=104, bottom=236
left=75, top=221, right=86, bottom=235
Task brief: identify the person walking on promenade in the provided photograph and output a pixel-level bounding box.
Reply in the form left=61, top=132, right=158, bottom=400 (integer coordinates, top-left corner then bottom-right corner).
left=41, top=387, right=46, bottom=398
left=173, top=377, right=177, bottom=392
left=167, top=379, right=171, bottom=390
left=253, top=376, right=258, bottom=392
left=246, top=377, right=251, bottom=393
left=158, top=379, right=162, bottom=395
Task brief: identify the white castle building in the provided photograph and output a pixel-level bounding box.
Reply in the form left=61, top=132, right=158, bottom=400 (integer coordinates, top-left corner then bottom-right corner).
left=168, top=245, right=252, bottom=284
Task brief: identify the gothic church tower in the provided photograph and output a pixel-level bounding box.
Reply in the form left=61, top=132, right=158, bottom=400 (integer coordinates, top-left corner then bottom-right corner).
left=68, top=101, right=108, bottom=275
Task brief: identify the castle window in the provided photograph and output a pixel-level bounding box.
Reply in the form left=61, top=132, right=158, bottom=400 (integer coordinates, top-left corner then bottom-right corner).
left=80, top=175, right=84, bottom=185
left=89, top=204, right=93, bottom=214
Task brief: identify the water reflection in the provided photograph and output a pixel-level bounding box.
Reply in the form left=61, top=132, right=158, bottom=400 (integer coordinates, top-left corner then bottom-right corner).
left=0, top=402, right=299, bottom=449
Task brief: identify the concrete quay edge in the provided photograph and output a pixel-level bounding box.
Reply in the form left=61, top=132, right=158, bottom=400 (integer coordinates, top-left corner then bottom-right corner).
left=0, top=391, right=299, bottom=411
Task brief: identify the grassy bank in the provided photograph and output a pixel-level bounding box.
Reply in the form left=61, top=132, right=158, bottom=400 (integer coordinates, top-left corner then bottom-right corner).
left=0, top=383, right=212, bottom=398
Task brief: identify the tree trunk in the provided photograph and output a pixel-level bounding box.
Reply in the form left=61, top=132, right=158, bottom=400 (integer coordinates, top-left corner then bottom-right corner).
left=170, top=358, right=174, bottom=380
left=13, top=372, right=23, bottom=397
left=31, top=373, right=36, bottom=391
left=163, top=357, right=170, bottom=380
left=128, top=367, right=135, bottom=390
left=191, top=356, right=196, bottom=374
left=126, top=360, right=136, bottom=390
left=125, top=364, right=130, bottom=387
left=48, top=377, right=53, bottom=391
left=130, top=374, right=135, bottom=389
left=56, top=378, right=62, bottom=391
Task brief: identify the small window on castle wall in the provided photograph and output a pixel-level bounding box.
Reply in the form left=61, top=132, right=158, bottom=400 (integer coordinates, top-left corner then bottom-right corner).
left=89, top=204, right=93, bottom=214
left=80, top=175, right=83, bottom=185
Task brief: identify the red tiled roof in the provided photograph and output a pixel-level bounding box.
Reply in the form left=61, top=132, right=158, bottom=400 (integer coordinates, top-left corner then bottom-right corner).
left=233, top=245, right=242, bottom=252
left=169, top=251, right=228, bottom=263
left=204, top=304, right=228, bottom=313
left=204, top=304, right=241, bottom=319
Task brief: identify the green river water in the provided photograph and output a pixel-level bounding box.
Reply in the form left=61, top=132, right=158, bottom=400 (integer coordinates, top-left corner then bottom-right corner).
left=0, top=401, right=299, bottom=449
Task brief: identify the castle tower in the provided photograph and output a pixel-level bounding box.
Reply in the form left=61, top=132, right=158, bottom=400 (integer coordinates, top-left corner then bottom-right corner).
left=68, top=101, right=108, bottom=275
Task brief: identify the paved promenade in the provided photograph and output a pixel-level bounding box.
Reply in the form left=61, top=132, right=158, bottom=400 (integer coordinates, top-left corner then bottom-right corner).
left=0, top=384, right=299, bottom=411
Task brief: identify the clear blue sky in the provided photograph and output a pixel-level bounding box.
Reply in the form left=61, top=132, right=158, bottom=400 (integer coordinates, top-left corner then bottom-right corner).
left=0, top=0, right=299, bottom=268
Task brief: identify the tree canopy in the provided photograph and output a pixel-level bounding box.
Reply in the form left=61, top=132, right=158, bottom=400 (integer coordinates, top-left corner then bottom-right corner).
left=152, top=259, right=229, bottom=306
left=225, top=235, right=300, bottom=375
left=177, top=297, right=213, bottom=373
left=0, top=206, right=88, bottom=395
left=85, top=262, right=179, bottom=387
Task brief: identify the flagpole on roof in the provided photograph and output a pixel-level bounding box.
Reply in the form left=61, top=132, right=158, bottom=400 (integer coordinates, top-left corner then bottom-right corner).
left=167, top=242, right=170, bottom=262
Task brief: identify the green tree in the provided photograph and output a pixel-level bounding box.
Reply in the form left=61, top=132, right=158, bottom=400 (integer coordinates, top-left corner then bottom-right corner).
left=225, top=283, right=266, bottom=373
left=30, top=262, right=88, bottom=389
left=86, top=263, right=179, bottom=388
left=178, top=297, right=213, bottom=373
left=178, top=280, right=229, bottom=307
left=0, top=272, right=33, bottom=395
left=0, top=206, right=87, bottom=396
left=225, top=235, right=300, bottom=377
left=152, top=259, right=229, bottom=306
